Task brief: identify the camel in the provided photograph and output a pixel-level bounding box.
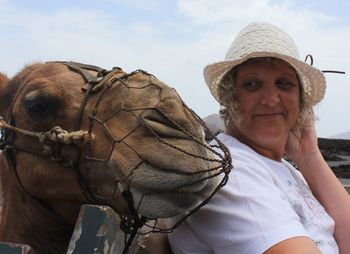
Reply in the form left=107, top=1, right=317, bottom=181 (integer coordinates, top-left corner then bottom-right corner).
left=0, top=62, right=231, bottom=254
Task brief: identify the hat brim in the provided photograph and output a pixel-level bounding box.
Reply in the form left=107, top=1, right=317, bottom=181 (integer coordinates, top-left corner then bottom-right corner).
left=203, top=51, right=326, bottom=105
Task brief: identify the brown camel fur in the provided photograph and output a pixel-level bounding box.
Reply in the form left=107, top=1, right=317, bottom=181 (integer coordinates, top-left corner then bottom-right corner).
left=0, top=62, right=230, bottom=254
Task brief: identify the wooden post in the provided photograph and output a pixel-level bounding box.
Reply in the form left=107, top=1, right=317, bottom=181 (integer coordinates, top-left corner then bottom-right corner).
left=67, top=204, right=123, bottom=254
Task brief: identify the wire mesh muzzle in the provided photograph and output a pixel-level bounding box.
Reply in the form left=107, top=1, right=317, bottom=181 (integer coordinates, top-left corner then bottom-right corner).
left=0, top=65, right=232, bottom=237
left=80, top=70, right=232, bottom=233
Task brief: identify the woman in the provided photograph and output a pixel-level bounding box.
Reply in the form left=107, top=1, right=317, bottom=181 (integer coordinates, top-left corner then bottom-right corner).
left=168, top=22, right=350, bottom=253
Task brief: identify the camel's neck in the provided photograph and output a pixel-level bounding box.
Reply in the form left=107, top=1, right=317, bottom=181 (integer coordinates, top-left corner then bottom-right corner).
left=0, top=156, right=76, bottom=254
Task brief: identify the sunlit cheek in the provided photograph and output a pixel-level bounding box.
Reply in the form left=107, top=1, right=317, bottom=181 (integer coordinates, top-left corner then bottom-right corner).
left=288, top=96, right=300, bottom=122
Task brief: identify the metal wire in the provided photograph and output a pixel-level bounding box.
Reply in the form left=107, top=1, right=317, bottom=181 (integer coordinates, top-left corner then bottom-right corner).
left=304, top=54, right=346, bottom=74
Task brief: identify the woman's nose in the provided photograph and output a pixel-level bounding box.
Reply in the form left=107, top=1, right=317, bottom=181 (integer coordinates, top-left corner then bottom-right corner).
left=260, top=87, right=280, bottom=106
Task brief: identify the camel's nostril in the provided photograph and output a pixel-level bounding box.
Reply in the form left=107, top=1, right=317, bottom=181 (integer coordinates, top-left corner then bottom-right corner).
left=141, top=110, right=203, bottom=140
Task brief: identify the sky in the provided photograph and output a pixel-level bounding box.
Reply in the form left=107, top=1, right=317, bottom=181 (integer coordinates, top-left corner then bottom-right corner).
left=0, top=0, right=349, bottom=138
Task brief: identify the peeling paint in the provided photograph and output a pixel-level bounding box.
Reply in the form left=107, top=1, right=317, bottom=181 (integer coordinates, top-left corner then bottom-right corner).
left=66, top=209, right=85, bottom=254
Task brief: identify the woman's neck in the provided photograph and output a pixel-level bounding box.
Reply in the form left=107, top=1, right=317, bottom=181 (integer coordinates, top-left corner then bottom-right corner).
left=225, top=127, right=286, bottom=161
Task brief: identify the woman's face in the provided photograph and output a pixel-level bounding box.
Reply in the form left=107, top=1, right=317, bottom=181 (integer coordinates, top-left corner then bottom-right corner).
left=230, top=59, right=300, bottom=154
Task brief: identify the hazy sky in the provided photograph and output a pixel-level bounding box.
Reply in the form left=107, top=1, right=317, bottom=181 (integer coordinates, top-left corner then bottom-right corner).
left=0, top=0, right=349, bottom=137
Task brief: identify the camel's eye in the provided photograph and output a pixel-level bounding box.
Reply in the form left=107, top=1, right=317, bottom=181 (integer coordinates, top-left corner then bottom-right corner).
left=23, top=92, right=60, bottom=119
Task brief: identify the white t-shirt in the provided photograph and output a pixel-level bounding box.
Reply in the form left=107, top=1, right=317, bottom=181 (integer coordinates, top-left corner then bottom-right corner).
left=168, top=133, right=338, bottom=254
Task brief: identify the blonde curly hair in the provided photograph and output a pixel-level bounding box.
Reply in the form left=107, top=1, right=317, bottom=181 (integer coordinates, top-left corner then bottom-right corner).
left=217, top=57, right=313, bottom=134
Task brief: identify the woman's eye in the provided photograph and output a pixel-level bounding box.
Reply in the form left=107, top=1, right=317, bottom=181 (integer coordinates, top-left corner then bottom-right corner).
left=276, top=78, right=296, bottom=89
left=242, top=80, right=262, bottom=91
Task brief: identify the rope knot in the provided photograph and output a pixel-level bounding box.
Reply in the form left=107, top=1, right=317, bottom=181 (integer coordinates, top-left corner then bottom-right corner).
left=39, top=126, right=94, bottom=145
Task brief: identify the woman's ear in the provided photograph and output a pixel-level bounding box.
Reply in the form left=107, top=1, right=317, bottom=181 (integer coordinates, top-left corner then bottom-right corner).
left=0, top=73, right=10, bottom=116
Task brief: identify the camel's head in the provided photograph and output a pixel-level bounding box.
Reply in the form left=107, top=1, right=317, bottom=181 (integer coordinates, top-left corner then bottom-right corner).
left=0, top=62, right=230, bottom=223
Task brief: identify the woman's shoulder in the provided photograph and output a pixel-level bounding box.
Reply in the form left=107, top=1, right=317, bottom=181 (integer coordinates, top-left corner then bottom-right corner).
left=215, top=133, right=283, bottom=172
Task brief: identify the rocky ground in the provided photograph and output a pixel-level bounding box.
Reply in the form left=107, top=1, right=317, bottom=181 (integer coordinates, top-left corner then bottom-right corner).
left=319, top=138, right=350, bottom=178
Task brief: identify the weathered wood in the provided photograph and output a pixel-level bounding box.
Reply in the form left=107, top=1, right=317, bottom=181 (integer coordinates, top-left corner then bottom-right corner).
left=67, top=205, right=122, bottom=254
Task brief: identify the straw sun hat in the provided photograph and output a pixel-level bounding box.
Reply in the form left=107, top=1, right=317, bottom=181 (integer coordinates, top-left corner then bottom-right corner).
left=203, top=22, right=326, bottom=106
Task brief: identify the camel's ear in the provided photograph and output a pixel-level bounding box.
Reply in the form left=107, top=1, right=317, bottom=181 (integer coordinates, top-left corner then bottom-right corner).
left=0, top=72, right=10, bottom=116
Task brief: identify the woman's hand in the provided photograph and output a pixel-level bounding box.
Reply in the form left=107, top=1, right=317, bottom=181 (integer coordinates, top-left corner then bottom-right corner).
left=285, top=116, right=321, bottom=166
